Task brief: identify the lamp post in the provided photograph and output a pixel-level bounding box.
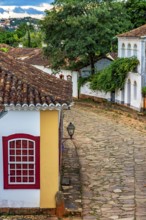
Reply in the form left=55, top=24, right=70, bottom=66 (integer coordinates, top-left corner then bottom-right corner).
left=26, top=22, right=31, bottom=48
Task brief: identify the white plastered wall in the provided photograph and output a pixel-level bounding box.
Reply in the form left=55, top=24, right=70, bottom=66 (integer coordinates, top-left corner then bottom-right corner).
left=117, top=37, right=144, bottom=110
left=33, top=65, right=78, bottom=98
left=80, top=82, right=111, bottom=100
left=125, top=72, right=142, bottom=110
left=0, top=111, right=40, bottom=208
left=115, top=72, right=142, bottom=110
left=118, top=37, right=142, bottom=73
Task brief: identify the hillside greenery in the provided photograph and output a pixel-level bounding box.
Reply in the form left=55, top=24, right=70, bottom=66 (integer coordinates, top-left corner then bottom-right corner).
left=0, top=18, right=42, bottom=48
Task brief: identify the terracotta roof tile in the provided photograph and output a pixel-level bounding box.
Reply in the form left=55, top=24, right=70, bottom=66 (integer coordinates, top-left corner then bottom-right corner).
left=0, top=52, right=72, bottom=110
left=118, top=24, right=146, bottom=37
left=8, top=48, right=49, bottom=66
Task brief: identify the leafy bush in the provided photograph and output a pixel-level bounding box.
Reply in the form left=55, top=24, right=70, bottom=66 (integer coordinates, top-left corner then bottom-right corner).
left=0, top=47, right=9, bottom=52
left=142, top=86, right=146, bottom=97
left=90, top=57, right=139, bottom=92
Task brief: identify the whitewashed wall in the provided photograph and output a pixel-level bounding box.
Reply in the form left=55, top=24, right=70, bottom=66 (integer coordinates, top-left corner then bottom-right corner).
left=117, top=37, right=144, bottom=110
left=115, top=73, right=142, bottom=110
left=118, top=37, right=146, bottom=76
left=124, top=72, right=142, bottom=110
left=80, top=82, right=111, bottom=100
left=0, top=111, right=40, bottom=208
left=33, top=65, right=78, bottom=98
left=80, top=73, right=142, bottom=111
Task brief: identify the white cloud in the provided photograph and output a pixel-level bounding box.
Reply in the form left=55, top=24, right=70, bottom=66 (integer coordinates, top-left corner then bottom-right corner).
left=39, top=3, right=53, bottom=9
left=0, top=11, right=43, bottom=19
left=0, top=4, right=53, bottom=19
left=20, top=4, right=52, bottom=11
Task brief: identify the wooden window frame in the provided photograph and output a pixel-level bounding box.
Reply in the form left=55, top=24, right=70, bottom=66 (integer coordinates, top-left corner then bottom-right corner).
left=3, top=133, right=40, bottom=189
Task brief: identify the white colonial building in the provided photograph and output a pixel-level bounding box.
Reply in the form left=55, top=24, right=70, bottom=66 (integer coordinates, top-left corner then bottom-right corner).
left=80, top=24, right=146, bottom=111
left=116, top=24, right=146, bottom=111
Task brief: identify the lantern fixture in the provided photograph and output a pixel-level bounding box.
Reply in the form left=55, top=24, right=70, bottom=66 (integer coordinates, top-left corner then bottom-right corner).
left=67, top=122, right=75, bottom=139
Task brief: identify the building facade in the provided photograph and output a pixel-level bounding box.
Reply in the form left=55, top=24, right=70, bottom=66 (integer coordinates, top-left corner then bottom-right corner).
left=0, top=51, right=72, bottom=210
left=80, top=24, right=146, bottom=111
left=116, top=26, right=146, bottom=110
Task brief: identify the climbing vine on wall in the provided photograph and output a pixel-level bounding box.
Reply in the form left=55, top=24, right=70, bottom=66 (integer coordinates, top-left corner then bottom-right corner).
left=90, top=57, right=139, bottom=92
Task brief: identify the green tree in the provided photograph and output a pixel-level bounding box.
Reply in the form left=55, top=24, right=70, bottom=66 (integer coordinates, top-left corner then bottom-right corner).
left=0, top=28, right=15, bottom=45
left=21, top=31, right=43, bottom=48
left=124, top=0, right=146, bottom=28
left=15, top=22, right=35, bottom=47
left=41, top=0, right=131, bottom=74
left=15, top=23, right=28, bottom=39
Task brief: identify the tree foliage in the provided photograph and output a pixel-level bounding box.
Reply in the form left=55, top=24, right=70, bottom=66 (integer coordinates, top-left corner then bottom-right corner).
left=41, top=0, right=132, bottom=74
left=0, top=29, right=16, bottom=45
left=124, top=0, right=146, bottom=28
left=90, top=57, right=139, bottom=92
left=142, top=86, right=146, bottom=97
left=21, top=31, right=44, bottom=48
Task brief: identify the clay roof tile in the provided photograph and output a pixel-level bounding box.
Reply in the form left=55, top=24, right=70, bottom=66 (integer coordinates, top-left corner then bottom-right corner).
left=0, top=51, right=72, bottom=109
left=118, top=24, right=146, bottom=38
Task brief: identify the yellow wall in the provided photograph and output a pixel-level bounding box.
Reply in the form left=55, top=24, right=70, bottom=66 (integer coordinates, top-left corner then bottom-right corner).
left=40, top=110, right=59, bottom=208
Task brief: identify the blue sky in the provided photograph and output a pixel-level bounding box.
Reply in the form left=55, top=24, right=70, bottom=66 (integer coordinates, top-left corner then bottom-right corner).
left=0, top=0, right=54, bottom=6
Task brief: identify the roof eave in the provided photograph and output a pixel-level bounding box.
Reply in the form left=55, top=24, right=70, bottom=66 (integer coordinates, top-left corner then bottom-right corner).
left=117, top=35, right=140, bottom=38
left=4, top=102, right=73, bottom=111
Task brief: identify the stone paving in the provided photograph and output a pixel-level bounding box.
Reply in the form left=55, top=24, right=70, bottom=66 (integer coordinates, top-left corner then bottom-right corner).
left=0, top=217, right=81, bottom=220
left=64, top=103, right=146, bottom=220
left=61, top=140, right=82, bottom=215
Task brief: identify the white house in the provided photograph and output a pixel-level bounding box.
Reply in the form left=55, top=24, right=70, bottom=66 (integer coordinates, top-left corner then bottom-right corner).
left=116, top=25, right=146, bottom=111
left=80, top=24, right=146, bottom=111
left=0, top=51, right=72, bottom=213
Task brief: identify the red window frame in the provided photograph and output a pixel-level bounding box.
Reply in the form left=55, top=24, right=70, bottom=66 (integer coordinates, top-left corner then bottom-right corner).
left=3, top=133, right=40, bottom=189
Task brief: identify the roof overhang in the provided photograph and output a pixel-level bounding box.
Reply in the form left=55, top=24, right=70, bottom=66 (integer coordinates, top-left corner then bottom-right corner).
left=4, top=102, right=73, bottom=111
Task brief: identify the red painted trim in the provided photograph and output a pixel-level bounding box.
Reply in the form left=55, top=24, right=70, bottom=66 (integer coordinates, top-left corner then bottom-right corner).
left=3, top=136, right=8, bottom=189
left=3, top=134, right=40, bottom=189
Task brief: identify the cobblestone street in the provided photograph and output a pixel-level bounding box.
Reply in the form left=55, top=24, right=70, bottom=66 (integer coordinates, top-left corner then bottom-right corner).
left=64, top=103, right=146, bottom=220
